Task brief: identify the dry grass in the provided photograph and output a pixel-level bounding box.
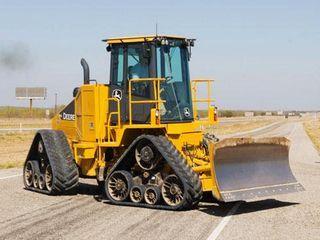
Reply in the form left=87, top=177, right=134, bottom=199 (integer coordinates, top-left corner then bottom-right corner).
left=212, top=119, right=279, bottom=136
left=0, top=118, right=50, bottom=129
left=0, top=118, right=49, bottom=169
left=0, top=132, right=35, bottom=169
left=0, top=106, right=58, bottom=118
left=303, top=119, right=320, bottom=152
left=0, top=161, right=25, bottom=169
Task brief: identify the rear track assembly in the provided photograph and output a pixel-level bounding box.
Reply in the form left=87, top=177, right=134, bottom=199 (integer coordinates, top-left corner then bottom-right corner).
left=23, top=130, right=79, bottom=195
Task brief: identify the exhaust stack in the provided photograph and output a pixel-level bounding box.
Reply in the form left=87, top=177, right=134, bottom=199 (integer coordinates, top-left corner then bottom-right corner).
left=80, top=58, right=90, bottom=84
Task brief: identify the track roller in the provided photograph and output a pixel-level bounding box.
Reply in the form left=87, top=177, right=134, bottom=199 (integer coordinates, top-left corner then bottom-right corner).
left=162, top=174, right=184, bottom=207
left=23, top=161, right=34, bottom=187
left=130, top=185, right=146, bottom=203
left=106, top=170, right=133, bottom=202
left=144, top=186, right=161, bottom=205
left=32, top=161, right=41, bottom=189
left=45, top=164, right=53, bottom=192
left=38, top=175, right=46, bottom=190
left=135, top=140, right=160, bottom=170
left=33, top=174, right=39, bottom=188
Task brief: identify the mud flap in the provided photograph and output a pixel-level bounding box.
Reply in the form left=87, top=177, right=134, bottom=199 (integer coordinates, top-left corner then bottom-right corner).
left=213, top=137, right=304, bottom=202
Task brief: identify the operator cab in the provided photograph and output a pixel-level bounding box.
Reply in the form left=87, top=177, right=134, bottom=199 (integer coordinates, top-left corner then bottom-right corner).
left=104, top=35, right=195, bottom=123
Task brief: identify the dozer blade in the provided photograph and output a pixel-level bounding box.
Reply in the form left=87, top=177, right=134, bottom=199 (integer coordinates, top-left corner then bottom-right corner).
left=213, top=137, right=304, bottom=202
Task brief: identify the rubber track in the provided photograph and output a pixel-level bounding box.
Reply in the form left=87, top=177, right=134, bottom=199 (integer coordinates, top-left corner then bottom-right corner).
left=105, top=135, right=203, bottom=210
left=23, top=130, right=79, bottom=195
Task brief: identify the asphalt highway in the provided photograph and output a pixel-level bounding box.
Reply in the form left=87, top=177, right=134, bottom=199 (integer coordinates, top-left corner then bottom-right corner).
left=0, top=121, right=319, bottom=240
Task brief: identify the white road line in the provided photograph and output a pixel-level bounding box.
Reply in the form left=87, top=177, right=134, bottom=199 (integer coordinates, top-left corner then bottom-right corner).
left=206, top=202, right=242, bottom=240
left=0, top=174, right=22, bottom=180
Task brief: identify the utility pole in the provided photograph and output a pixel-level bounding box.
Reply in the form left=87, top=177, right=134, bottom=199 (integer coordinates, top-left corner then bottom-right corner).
left=54, top=93, right=58, bottom=114
left=29, top=98, right=33, bottom=117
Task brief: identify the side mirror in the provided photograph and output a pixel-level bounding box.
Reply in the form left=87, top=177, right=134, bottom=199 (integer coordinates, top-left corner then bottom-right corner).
left=185, top=39, right=195, bottom=61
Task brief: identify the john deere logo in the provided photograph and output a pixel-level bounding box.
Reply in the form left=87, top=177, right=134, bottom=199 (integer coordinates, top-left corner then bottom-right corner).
left=59, top=112, right=75, bottom=121
left=184, top=107, right=191, bottom=118
left=112, top=89, right=122, bottom=100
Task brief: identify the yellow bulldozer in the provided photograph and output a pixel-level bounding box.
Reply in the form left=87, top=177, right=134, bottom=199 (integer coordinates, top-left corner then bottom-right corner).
left=23, top=35, right=303, bottom=210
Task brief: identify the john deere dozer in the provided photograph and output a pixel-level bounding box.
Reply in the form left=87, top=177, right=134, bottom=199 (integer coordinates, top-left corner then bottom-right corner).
left=23, top=35, right=303, bottom=210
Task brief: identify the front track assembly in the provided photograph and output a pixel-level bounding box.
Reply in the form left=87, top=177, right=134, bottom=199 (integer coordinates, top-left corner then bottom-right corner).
left=105, top=135, right=202, bottom=210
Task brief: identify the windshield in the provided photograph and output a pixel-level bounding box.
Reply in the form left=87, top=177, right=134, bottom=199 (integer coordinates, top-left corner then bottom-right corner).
left=157, top=40, right=193, bottom=122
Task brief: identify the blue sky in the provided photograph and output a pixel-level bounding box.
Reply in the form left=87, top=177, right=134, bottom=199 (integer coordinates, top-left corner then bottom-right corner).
left=0, top=0, right=319, bottom=110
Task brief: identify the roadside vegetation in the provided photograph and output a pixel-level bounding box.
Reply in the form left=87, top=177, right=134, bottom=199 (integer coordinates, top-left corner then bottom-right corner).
left=0, top=106, right=65, bottom=118
left=0, top=106, right=283, bottom=169
left=0, top=132, right=35, bottom=169
left=197, top=109, right=274, bottom=118
left=212, top=119, right=279, bottom=136
left=303, top=119, right=320, bottom=152
left=0, top=106, right=52, bottom=118
left=0, top=107, right=53, bottom=168
left=0, top=118, right=51, bottom=129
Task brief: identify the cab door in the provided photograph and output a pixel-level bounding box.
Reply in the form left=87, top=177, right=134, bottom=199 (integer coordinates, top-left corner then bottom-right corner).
left=108, top=43, right=156, bottom=124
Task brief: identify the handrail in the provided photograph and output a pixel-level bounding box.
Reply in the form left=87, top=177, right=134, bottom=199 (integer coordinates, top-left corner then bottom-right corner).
left=106, top=97, right=120, bottom=142
left=191, top=79, right=215, bottom=119
left=128, top=78, right=165, bottom=125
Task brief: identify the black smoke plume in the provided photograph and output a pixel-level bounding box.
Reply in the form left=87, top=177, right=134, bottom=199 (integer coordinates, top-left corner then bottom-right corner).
left=0, top=43, right=32, bottom=71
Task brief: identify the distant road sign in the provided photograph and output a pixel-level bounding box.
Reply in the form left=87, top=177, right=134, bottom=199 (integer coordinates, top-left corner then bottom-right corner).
left=15, top=87, right=47, bottom=100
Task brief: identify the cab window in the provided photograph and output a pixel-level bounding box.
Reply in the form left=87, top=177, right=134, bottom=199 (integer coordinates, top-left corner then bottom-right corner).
left=110, top=46, right=124, bottom=87
left=127, top=45, right=151, bottom=98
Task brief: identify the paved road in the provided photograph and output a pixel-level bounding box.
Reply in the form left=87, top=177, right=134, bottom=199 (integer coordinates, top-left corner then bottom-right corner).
left=0, top=121, right=319, bottom=240
left=218, top=121, right=320, bottom=239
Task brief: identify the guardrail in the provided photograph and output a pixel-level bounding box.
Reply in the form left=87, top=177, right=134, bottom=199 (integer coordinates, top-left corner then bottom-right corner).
left=106, top=97, right=121, bottom=142
left=191, top=79, right=215, bottom=119
left=128, top=77, right=166, bottom=125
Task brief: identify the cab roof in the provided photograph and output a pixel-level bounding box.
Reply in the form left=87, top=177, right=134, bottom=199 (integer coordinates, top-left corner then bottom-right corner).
left=103, top=35, right=186, bottom=44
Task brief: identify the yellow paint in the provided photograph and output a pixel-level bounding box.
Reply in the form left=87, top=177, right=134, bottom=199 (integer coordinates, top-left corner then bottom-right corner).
left=104, top=35, right=185, bottom=44
left=52, top=36, right=223, bottom=200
